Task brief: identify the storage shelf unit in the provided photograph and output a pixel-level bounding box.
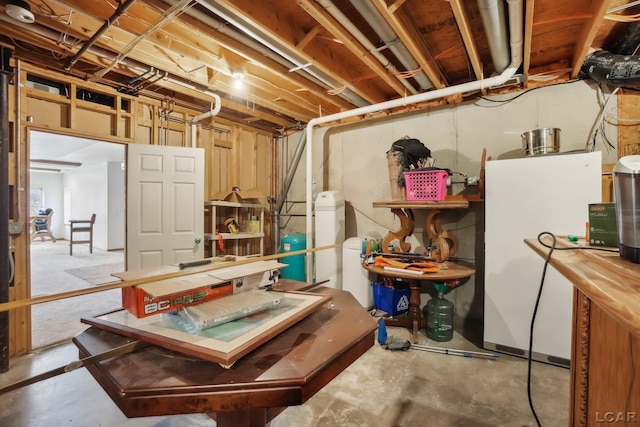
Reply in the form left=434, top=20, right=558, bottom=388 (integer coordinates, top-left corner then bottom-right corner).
left=204, top=200, right=264, bottom=257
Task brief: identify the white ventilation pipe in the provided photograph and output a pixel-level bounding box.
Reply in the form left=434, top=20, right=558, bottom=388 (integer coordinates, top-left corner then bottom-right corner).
left=303, top=0, right=523, bottom=282
left=190, top=94, right=222, bottom=148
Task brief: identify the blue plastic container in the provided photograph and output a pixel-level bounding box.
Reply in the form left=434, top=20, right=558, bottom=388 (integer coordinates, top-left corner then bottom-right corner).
left=372, top=281, right=410, bottom=316
left=280, top=233, right=306, bottom=281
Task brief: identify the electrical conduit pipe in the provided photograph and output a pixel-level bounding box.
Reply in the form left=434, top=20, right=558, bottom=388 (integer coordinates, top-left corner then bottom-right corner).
left=303, top=0, right=524, bottom=282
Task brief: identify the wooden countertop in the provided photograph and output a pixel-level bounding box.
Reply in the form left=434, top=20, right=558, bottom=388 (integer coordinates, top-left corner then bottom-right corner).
left=525, top=237, right=640, bottom=337
left=373, top=200, right=469, bottom=209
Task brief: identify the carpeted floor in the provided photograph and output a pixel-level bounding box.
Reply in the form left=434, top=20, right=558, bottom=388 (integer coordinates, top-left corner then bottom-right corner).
left=30, top=240, right=125, bottom=349
left=64, top=262, right=125, bottom=285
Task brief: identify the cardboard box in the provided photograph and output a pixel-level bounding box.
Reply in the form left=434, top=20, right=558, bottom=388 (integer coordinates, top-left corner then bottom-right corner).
left=122, top=274, right=233, bottom=318
left=588, top=203, right=619, bottom=247
left=373, top=281, right=410, bottom=316
left=122, top=260, right=287, bottom=318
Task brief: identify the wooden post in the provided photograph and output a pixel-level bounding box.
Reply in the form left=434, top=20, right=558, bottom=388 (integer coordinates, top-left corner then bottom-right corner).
left=0, top=68, right=10, bottom=373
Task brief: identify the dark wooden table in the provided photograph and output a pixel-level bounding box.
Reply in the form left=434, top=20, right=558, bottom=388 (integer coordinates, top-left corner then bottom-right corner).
left=73, top=286, right=376, bottom=427
left=363, top=261, right=475, bottom=342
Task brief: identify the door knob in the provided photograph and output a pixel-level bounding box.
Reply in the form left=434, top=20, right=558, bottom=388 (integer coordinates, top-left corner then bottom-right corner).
left=195, top=237, right=201, bottom=244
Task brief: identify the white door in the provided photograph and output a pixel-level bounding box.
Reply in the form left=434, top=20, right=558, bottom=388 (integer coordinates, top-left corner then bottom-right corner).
left=126, top=144, right=204, bottom=270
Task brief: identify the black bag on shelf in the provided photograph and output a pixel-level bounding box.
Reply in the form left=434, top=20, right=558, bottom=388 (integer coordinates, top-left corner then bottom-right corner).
left=388, top=137, right=432, bottom=186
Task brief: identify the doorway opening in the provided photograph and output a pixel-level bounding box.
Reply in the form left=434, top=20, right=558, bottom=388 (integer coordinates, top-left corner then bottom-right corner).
left=29, top=130, right=126, bottom=349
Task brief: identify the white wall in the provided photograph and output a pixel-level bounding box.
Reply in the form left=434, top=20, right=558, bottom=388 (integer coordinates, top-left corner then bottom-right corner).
left=107, top=162, right=125, bottom=250
left=30, top=162, right=125, bottom=251
left=281, top=79, right=618, bottom=330
left=29, top=172, right=64, bottom=238
left=63, top=163, right=108, bottom=250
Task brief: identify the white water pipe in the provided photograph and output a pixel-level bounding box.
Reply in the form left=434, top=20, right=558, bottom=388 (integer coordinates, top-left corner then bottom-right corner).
left=190, top=93, right=221, bottom=148
left=303, top=0, right=524, bottom=281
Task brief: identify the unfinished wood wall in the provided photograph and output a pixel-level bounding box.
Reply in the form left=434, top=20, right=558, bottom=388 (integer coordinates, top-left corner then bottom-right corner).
left=619, top=89, right=640, bottom=157
left=6, top=60, right=273, bottom=357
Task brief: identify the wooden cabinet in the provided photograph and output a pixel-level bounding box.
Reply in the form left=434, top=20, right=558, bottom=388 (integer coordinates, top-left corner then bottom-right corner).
left=525, top=237, right=640, bottom=426
left=204, top=201, right=264, bottom=257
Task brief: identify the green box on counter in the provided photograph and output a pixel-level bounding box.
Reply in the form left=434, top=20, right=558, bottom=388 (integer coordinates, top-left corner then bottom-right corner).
left=588, top=203, right=618, bottom=247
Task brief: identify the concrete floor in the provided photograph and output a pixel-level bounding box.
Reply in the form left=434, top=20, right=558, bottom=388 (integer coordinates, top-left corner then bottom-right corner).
left=1, top=241, right=571, bottom=426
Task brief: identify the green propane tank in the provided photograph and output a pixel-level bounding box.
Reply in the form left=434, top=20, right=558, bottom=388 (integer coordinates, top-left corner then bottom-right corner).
left=424, top=286, right=454, bottom=342
left=280, top=233, right=306, bottom=281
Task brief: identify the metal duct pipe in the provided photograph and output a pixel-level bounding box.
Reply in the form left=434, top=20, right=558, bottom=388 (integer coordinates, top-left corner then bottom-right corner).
left=349, top=0, right=433, bottom=90
left=302, top=0, right=524, bottom=281
left=274, top=131, right=307, bottom=251
left=64, top=0, right=137, bottom=70
left=1, top=70, right=10, bottom=373
left=314, top=0, right=418, bottom=95
left=581, top=51, right=640, bottom=88
left=478, top=0, right=511, bottom=73
left=608, top=22, right=640, bottom=55
left=195, top=0, right=370, bottom=107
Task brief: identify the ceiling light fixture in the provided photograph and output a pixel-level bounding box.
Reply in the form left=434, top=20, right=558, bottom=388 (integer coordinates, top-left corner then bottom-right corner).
left=5, top=0, right=35, bottom=24
left=231, top=71, right=245, bottom=90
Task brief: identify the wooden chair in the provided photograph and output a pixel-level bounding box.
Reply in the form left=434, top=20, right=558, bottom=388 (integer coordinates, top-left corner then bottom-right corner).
left=30, top=209, right=56, bottom=243
left=69, top=213, right=96, bottom=255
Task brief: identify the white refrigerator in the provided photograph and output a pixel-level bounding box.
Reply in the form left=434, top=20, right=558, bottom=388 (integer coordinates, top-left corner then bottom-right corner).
left=483, top=151, right=602, bottom=367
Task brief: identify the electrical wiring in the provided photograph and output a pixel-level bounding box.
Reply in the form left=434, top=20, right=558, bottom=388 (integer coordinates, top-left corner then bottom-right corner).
left=528, top=232, right=619, bottom=426
left=605, top=13, right=640, bottom=23
left=474, top=80, right=576, bottom=106
left=585, top=84, right=619, bottom=152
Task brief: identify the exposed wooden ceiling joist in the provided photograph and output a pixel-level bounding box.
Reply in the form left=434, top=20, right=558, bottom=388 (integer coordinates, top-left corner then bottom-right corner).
left=0, top=0, right=635, bottom=133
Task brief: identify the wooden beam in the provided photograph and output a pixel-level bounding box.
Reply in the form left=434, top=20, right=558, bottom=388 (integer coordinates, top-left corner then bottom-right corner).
left=388, top=0, right=407, bottom=14
left=570, top=0, right=615, bottom=78
left=203, top=0, right=388, bottom=104
left=297, top=0, right=410, bottom=97
left=371, top=0, right=448, bottom=89
left=523, top=0, right=535, bottom=79
left=448, top=0, right=484, bottom=81
left=296, top=25, right=322, bottom=51
left=35, top=0, right=347, bottom=118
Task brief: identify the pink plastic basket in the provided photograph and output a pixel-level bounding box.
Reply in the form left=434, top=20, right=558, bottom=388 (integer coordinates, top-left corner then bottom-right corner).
left=403, top=169, right=448, bottom=201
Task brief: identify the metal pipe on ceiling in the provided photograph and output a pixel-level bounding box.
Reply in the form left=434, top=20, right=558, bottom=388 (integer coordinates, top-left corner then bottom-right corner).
left=195, top=0, right=370, bottom=108
left=314, top=0, right=418, bottom=95
left=64, top=0, right=137, bottom=71
left=478, top=0, right=511, bottom=74
left=161, top=0, right=366, bottom=108
left=302, top=0, right=524, bottom=282
left=349, top=0, right=433, bottom=91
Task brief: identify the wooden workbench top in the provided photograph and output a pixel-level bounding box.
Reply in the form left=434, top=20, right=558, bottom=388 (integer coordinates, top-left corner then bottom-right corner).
left=525, top=236, right=640, bottom=338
